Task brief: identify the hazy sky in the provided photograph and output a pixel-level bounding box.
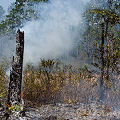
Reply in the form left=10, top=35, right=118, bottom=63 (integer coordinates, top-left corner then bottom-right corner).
left=0, top=0, right=15, bottom=12
left=0, top=0, right=90, bottom=13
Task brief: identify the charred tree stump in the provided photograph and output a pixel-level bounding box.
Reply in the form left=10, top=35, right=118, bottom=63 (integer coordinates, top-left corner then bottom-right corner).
left=8, top=29, right=24, bottom=106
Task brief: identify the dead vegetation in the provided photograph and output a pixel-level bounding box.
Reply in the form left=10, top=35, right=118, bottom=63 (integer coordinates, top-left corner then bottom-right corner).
left=0, top=59, right=120, bottom=120
left=23, top=59, right=100, bottom=106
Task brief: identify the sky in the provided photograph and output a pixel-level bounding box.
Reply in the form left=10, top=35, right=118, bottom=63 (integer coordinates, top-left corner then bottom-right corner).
left=0, top=0, right=15, bottom=12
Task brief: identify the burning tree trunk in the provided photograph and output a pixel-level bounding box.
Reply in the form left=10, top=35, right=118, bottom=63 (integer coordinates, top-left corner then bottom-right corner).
left=8, top=29, right=24, bottom=106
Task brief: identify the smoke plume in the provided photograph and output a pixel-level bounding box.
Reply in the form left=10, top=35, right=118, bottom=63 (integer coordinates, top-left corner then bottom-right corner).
left=22, top=0, right=90, bottom=65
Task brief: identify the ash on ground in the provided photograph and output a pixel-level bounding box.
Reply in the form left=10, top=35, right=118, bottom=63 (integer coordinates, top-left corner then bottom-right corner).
left=1, top=102, right=120, bottom=120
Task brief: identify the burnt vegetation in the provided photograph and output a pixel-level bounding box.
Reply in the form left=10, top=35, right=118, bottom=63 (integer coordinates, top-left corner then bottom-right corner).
left=0, top=0, right=120, bottom=119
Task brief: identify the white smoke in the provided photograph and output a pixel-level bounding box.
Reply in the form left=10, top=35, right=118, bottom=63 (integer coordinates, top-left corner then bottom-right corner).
left=22, top=0, right=90, bottom=65
left=0, top=0, right=15, bottom=13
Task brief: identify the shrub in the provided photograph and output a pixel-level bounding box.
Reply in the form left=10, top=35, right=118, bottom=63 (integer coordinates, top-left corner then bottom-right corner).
left=23, top=59, right=64, bottom=104
left=23, top=59, right=99, bottom=106
left=0, top=63, right=8, bottom=107
left=0, top=65, right=7, bottom=97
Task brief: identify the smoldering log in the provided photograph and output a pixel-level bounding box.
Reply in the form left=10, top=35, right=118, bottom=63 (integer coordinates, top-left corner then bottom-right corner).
left=8, top=29, right=24, bottom=106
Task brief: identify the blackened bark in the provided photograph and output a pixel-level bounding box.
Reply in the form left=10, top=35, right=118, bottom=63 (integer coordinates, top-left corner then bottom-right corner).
left=8, top=29, right=24, bottom=106
left=99, top=15, right=105, bottom=100
left=105, top=21, right=110, bottom=82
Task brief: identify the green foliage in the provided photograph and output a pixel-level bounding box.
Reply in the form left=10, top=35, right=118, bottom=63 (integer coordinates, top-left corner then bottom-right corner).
left=8, top=105, right=23, bottom=112
left=0, top=5, right=5, bottom=22
left=82, top=0, right=120, bottom=68
left=82, top=0, right=120, bottom=101
left=0, top=1, right=33, bottom=33
left=0, top=0, right=49, bottom=33
left=89, top=9, right=119, bottom=25
left=40, top=59, right=55, bottom=70
left=0, top=90, right=7, bottom=98
left=84, top=1, right=120, bottom=74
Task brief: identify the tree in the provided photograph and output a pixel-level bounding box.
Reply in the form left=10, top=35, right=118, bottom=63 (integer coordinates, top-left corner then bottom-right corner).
left=0, top=5, right=5, bottom=23
left=83, top=0, right=120, bottom=100
left=0, top=0, right=49, bottom=34
left=0, top=0, right=34, bottom=33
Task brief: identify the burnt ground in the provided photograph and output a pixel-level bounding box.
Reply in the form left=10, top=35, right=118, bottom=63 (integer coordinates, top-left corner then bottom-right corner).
left=1, top=102, right=120, bottom=120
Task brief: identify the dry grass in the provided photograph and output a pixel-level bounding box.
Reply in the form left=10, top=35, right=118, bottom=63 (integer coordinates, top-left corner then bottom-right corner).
left=23, top=59, right=100, bottom=106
